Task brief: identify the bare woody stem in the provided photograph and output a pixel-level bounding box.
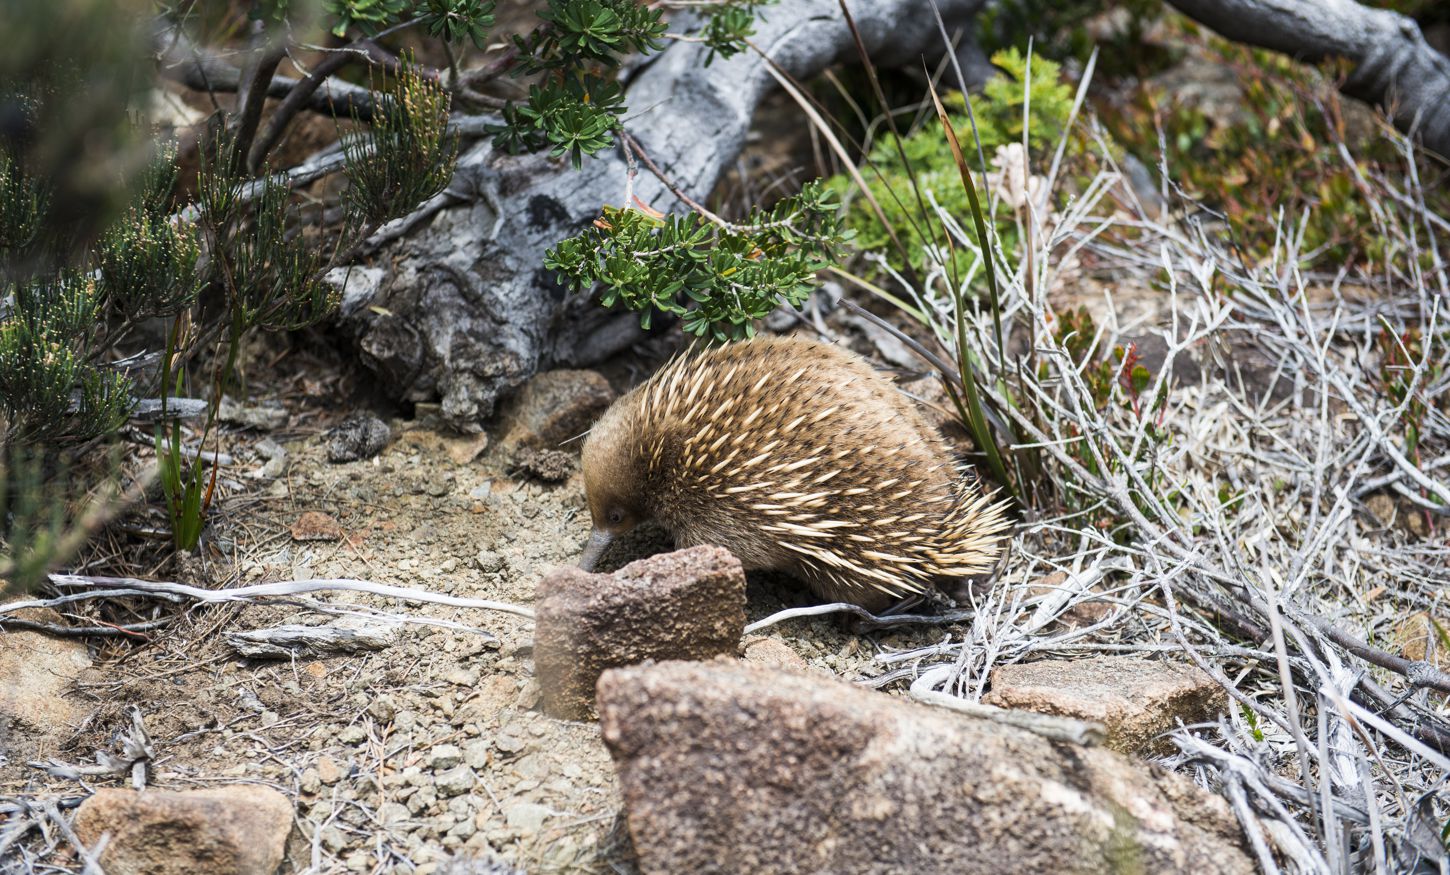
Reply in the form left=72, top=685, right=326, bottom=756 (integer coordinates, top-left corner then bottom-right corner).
left=231, top=37, right=288, bottom=176
left=247, top=18, right=424, bottom=172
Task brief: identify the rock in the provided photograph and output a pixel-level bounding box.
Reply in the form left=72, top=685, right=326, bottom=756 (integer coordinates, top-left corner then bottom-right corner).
left=431, top=744, right=464, bottom=771
left=0, top=606, right=92, bottom=741
left=475, top=549, right=504, bottom=573
left=982, top=656, right=1225, bottom=755
left=511, top=447, right=575, bottom=484
left=740, top=637, right=810, bottom=673
left=445, top=432, right=491, bottom=465
left=290, top=511, right=344, bottom=541
left=218, top=396, right=289, bottom=431
left=504, top=801, right=551, bottom=837
left=497, top=369, right=614, bottom=454
left=464, top=739, right=492, bottom=769
left=73, top=786, right=293, bottom=875
left=327, top=413, right=392, bottom=463
left=534, top=546, right=747, bottom=720
left=598, top=660, right=1253, bottom=875
left=316, top=754, right=343, bottom=785
left=436, top=765, right=476, bottom=797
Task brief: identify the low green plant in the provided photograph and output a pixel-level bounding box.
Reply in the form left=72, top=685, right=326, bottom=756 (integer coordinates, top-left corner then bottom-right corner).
left=828, top=48, right=1077, bottom=277
left=1101, top=24, right=1450, bottom=269
left=545, top=181, right=850, bottom=341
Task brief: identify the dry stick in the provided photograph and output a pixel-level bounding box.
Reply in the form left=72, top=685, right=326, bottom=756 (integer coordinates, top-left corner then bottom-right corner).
left=911, top=687, right=1106, bottom=747
left=743, top=602, right=973, bottom=635
left=31, top=574, right=535, bottom=621
left=247, top=17, right=423, bottom=171
left=616, top=131, right=729, bottom=227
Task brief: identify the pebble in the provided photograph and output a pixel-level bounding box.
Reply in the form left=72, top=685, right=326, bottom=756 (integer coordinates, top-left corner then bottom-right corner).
left=464, top=740, right=491, bottom=770
left=338, top=725, right=367, bottom=745
left=505, top=801, right=551, bottom=837
left=369, top=695, right=398, bottom=722
left=475, top=549, right=504, bottom=573
left=435, top=765, right=476, bottom=797
left=380, top=802, right=411, bottom=826
left=445, top=669, right=478, bottom=687
left=320, top=826, right=348, bottom=853
left=431, top=744, right=464, bottom=771
left=299, top=768, right=322, bottom=795
left=494, top=733, right=525, bottom=755
left=317, top=755, right=343, bottom=785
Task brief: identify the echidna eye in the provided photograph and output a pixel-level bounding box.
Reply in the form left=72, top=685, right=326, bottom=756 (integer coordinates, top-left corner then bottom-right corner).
left=608, top=509, right=624, bottom=525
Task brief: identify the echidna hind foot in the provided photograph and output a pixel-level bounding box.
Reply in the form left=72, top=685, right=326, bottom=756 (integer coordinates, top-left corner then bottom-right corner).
left=579, top=335, right=1013, bottom=611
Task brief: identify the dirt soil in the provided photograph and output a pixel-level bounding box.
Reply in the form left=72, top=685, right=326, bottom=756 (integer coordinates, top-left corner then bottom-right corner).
left=0, top=380, right=953, bottom=874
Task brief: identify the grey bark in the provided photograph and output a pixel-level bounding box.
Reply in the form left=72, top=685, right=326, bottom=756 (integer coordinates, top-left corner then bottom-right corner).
left=1165, top=0, right=1450, bottom=156
left=332, top=0, right=988, bottom=431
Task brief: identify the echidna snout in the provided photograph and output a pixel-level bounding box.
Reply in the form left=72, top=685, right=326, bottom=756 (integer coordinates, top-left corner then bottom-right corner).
left=577, top=336, right=1011, bottom=609
left=578, top=400, right=648, bottom=570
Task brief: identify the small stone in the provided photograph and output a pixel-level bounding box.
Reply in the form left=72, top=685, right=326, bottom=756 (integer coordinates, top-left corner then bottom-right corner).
left=982, top=655, right=1225, bottom=754
left=369, top=694, right=398, bottom=722
left=435, top=765, right=476, bottom=797
left=445, top=432, right=491, bottom=465
left=320, top=826, right=348, bottom=853
left=316, top=755, right=343, bottom=785
left=493, top=734, right=525, bottom=756
left=534, top=546, right=746, bottom=720
left=73, top=786, right=293, bottom=875
left=327, top=413, right=392, bottom=463
left=464, top=740, right=492, bottom=770
left=381, top=802, right=411, bottom=826
left=440, top=558, right=459, bottom=573
left=741, top=638, right=810, bottom=673
left=338, top=725, right=367, bottom=745
left=431, top=744, right=464, bottom=771
left=497, top=369, right=615, bottom=454
left=504, top=802, right=551, bottom=837
left=291, top=511, right=344, bottom=542
left=300, top=768, right=322, bottom=796
left=475, top=549, right=504, bottom=573
left=445, top=668, right=479, bottom=687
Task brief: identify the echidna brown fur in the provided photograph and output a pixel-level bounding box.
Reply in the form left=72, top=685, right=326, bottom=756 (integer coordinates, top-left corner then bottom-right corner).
left=578, top=335, right=1010, bottom=611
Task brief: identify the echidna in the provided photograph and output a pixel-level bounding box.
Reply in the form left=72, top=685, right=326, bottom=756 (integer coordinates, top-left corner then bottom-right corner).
left=578, top=335, right=1010, bottom=611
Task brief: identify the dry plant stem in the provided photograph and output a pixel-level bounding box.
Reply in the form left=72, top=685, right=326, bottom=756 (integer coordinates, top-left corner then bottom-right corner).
left=911, top=688, right=1106, bottom=747
left=248, top=16, right=426, bottom=171
left=232, top=38, right=288, bottom=175
left=617, top=131, right=729, bottom=227
left=19, top=574, right=535, bottom=620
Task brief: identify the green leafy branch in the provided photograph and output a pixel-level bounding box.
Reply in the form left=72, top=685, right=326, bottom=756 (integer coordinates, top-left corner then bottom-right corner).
left=545, top=181, right=850, bottom=341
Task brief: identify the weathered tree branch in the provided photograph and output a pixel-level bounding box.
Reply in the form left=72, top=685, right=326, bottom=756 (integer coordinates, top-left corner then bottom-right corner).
left=1165, top=0, right=1450, bottom=157
left=330, top=0, right=990, bottom=430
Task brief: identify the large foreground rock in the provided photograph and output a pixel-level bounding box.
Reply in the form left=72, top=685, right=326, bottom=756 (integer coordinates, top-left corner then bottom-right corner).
left=597, top=660, right=1253, bottom=875
left=983, top=656, right=1224, bottom=755
left=0, top=606, right=92, bottom=745
left=73, top=785, right=293, bottom=875
left=535, top=546, right=745, bottom=720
